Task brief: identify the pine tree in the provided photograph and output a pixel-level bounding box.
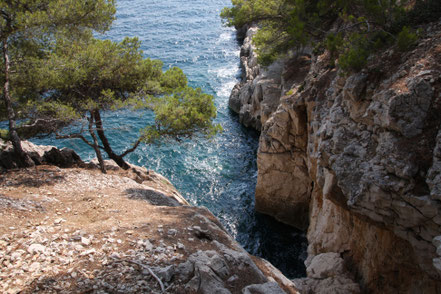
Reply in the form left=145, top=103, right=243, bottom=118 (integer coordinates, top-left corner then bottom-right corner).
left=30, top=36, right=220, bottom=172
left=0, top=0, right=115, bottom=167
left=1, top=1, right=220, bottom=172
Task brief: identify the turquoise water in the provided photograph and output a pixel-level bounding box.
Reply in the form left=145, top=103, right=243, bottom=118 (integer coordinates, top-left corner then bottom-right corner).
left=30, top=0, right=307, bottom=277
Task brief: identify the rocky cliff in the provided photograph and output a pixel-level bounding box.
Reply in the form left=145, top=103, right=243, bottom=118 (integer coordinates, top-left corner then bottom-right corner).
left=230, top=20, right=441, bottom=293
left=0, top=140, right=296, bottom=294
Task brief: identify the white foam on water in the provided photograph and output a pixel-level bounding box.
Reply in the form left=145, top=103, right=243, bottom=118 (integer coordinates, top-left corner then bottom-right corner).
left=217, top=81, right=237, bottom=99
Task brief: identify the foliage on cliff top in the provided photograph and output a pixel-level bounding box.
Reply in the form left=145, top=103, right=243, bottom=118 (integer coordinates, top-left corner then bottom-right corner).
left=221, top=0, right=441, bottom=70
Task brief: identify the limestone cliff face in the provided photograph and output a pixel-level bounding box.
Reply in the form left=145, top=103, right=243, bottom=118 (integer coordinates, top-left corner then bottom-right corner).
left=229, top=26, right=288, bottom=131
left=231, top=21, right=441, bottom=293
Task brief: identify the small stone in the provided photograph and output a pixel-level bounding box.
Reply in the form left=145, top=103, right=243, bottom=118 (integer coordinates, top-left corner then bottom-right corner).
left=80, top=248, right=96, bottom=256
left=152, top=265, right=175, bottom=283
left=177, top=242, right=185, bottom=250
left=27, top=244, right=46, bottom=255
left=72, top=235, right=81, bottom=242
left=10, top=251, right=22, bottom=261
left=433, top=236, right=441, bottom=248
left=74, top=244, right=84, bottom=251
left=54, top=218, right=64, bottom=225
left=167, top=229, right=177, bottom=236
left=71, top=272, right=77, bottom=278
left=126, top=230, right=134, bottom=235
left=155, top=247, right=165, bottom=253
left=81, top=237, right=91, bottom=246
left=242, top=282, right=285, bottom=294
left=227, top=275, right=238, bottom=283
left=144, top=240, right=153, bottom=251
left=29, top=262, right=41, bottom=272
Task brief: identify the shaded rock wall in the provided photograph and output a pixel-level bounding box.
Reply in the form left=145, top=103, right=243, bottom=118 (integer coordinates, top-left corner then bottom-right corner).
left=231, top=20, right=441, bottom=293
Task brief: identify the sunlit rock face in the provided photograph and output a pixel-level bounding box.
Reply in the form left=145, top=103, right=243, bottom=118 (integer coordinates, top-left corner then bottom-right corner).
left=229, top=26, right=285, bottom=131
left=231, top=21, right=441, bottom=293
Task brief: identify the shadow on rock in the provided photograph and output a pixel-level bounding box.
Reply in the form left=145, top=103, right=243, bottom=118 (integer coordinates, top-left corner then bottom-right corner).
left=0, top=194, right=45, bottom=212
left=125, top=188, right=181, bottom=207
left=0, top=170, right=66, bottom=188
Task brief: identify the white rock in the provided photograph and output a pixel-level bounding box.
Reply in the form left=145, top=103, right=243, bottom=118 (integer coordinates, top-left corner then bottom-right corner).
left=307, top=253, right=346, bottom=279
left=10, top=251, right=22, bottom=261
left=81, top=237, right=91, bottom=246
left=54, top=218, right=64, bottom=225
left=27, top=244, right=46, bottom=255
left=29, top=262, right=41, bottom=272
left=74, top=244, right=84, bottom=251
left=144, top=240, right=153, bottom=251
left=80, top=248, right=96, bottom=256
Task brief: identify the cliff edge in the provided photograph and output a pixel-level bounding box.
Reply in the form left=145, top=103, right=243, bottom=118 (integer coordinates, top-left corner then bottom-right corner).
left=0, top=140, right=296, bottom=294
left=230, top=19, right=441, bottom=293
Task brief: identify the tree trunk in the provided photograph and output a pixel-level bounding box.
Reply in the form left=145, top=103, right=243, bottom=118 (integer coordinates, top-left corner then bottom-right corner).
left=88, top=111, right=106, bottom=174
left=93, top=110, right=130, bottom=170
left=2, top=39, right=33, bottom=167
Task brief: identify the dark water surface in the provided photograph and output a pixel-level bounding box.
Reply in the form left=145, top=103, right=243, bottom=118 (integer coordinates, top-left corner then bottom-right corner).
left=31, top=0, right=307, bottom=278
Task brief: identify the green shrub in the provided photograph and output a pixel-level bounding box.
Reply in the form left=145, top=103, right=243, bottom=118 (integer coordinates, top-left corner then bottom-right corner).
left=221, top=0, right=434, bottom=72
left=396, top=26, right=418, bottom=52
left=286, top=89, right=294, bottom=96
left=0, top=129, right=9, bottom=140
left=339, top=46, right=369, bottom=73
left=325, top=32, right=344, bottom=67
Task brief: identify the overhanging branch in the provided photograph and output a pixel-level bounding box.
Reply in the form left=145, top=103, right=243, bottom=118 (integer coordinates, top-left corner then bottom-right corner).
left=120, top=137, right=142, bottom=157
left=55, top=132, right=103, bottom=150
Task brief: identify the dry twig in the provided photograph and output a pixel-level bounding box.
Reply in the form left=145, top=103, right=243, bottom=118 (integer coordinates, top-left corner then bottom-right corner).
left=110, top=257, right=165, bottom=293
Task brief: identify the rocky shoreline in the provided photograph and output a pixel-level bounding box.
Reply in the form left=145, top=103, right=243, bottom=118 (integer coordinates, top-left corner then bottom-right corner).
left=229, top=19, right=441, bottom=293
left=0, top=140, right=297, bottom=294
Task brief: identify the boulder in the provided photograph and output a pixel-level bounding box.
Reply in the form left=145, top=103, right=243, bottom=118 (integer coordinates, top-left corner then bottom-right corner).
left=43, top=147, right=83, bottom=168
left=306, top=253, right=346, bottom=279
left=292, top=253, right=360, bottom=294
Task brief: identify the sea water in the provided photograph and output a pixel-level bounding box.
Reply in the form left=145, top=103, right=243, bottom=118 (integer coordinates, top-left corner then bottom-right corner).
left=30, top=0, right=307, bottom=278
